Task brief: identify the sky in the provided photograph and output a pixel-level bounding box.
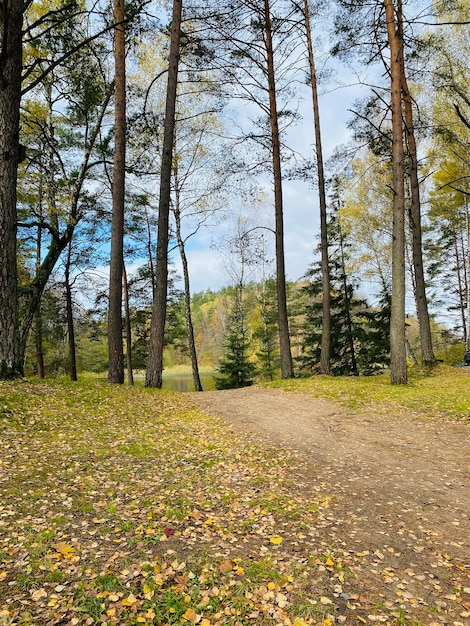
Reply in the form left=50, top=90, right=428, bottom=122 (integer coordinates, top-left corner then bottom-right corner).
left=171, top=72, right=365, bottom=295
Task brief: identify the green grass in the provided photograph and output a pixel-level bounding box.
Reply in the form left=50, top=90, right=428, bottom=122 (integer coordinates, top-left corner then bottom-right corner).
left=266, top=364, right=470, bottom=419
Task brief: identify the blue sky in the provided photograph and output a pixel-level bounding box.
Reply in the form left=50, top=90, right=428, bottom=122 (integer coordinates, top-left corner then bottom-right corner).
left=173, top=68, right=366, bottom=295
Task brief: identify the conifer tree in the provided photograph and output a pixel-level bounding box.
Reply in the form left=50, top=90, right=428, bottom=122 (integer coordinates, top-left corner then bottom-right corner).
left=215, top=296, right=256, bottom=389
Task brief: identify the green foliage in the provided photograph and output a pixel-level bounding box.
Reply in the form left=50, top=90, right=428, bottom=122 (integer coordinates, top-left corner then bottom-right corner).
left=356, top=288, right=391, bottom=374
left=215, top=293, right=256, bottom=389
left=252, top=277, right=279, bottom=380
left=300, top=203, right=391, bottom=376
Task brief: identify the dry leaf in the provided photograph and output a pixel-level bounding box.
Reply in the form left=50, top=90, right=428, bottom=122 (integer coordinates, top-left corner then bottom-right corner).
left=30, top=588, right=47, bottom=601
left=269, top=535, right=283, bottom=545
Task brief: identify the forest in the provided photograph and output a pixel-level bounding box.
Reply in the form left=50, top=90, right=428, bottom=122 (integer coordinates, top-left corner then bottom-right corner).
left=1, top=0, right=469, bottom=387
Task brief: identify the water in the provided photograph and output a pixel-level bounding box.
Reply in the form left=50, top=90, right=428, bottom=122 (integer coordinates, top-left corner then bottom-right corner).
left=161, top=372, right=216, bottom=392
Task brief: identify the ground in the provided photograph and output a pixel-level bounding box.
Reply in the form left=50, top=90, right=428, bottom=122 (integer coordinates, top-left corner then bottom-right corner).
left=1, top=380, right=469, bottom=626
left=190, top=386, right=470, bottom=624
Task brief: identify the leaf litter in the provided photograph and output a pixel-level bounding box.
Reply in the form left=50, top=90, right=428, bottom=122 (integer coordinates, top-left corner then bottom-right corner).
left=0, top=379, right=469, bottom=626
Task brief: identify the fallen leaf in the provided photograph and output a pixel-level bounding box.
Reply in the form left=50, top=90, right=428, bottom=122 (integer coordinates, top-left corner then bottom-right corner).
left=219, top=559, right=233, bottom=573
left=122, top=593, right=137, bottom=606
left=182, top=608, right=198, bottom=623
left=30, top=588, right=47, bottom=601
left=52, top=542, right=75, bottom=558
left=269, top=535, right=283, bottom=545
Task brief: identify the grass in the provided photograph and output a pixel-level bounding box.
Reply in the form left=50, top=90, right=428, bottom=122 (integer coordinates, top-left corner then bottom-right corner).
left=0, top=371, right=467, bottom=625
left=266, top=364, right=470, bottom=419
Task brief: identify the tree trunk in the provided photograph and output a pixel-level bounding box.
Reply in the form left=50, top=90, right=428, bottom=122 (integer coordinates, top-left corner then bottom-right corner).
left=453, top=232, right=467, bottom=342
left=34, top=221, right=45, bottom=378
left=146, top=0, right=182, bottom=388
left=400, top=47, right=435, bottom=365
left=0, top=0, right=24, bottom=379
left=107, top=0, right=126, bottom=384
left=465, top=204, right=470, bottom=349
left=264, top=0, right=294, bottom=379
left=122, top=263, right=134, bottom=385
left=303, top=0, right=331, bottom=375
left=65, top=243, right=78, bottom=381
left=173, top=198, right=203, bottom=392
left=34, top=310, right=45, bottom=378
left=384, top=0, right=407, bottom=384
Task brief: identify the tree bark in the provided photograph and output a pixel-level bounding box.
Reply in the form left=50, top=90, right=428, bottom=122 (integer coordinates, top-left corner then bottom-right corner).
left=122, top=263, right=134, bottom=385
left=303, top=0, right=331, bottom=375
left=264, top=0, right=294, bottom=379
left=0, top=0, right=24, bottom=378
left=453, top=232, right=467, bottom=343
left=34, top=310, right=45, bottom=378
left=400, top=43, right=435, bottom=365
left=384, top=0, right=407, bottom=384
left=65, top=243, right=78, bottom=381
left=34, top=219, right=45, bottom=378
left=107, top=0, right=126, bottom=384
left=146, top=0, right=182, bottom=388
left=173, top=198, right=203, bottom=392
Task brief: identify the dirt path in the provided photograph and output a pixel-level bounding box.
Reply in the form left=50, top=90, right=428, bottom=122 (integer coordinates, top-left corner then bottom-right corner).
left=189, top=387, right=470, bottom=621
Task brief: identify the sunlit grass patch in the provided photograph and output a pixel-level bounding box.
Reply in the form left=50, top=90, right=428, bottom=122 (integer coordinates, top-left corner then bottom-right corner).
left=266, top=365, right=470, bottom=419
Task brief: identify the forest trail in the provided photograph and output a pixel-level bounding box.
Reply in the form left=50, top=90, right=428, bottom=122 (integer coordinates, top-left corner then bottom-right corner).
left=189, top=386, right=470, bottom=579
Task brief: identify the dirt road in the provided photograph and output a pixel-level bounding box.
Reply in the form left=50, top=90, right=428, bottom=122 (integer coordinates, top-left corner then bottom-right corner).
left=189, top=386, right=470, bottom=622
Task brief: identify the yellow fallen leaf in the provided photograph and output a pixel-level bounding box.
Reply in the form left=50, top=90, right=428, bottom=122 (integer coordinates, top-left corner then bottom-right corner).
left=108, top=594, right=120, bottom=602
left=52, top=543, right=75, bottom=558
left=107, top=609, right=116, bottom=617
left=182, top=608, right=198, bottom=623
left=122, top=593, right=137, bottom=606
left=320, top=596, right=332, bottom=604
left=325, top=557, right=334, bottom=566
left=136, top=618, right=146, bottom=623
left=293, top=619, right=309, bottom=626
left=0, top=572, right=7, bottom=580
left=269, top=536, right=283, bottom=545
left=200, top=620, right=211, bottom=626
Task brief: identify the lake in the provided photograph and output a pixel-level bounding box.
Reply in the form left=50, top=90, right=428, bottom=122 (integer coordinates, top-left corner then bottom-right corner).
left=161, top=371, right=216, bottom=392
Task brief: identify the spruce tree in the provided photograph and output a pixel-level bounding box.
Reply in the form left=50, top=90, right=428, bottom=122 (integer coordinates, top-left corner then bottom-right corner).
left=301, top=211, right=368, bottom=376
left=215, top=296, right=256, bottom=390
